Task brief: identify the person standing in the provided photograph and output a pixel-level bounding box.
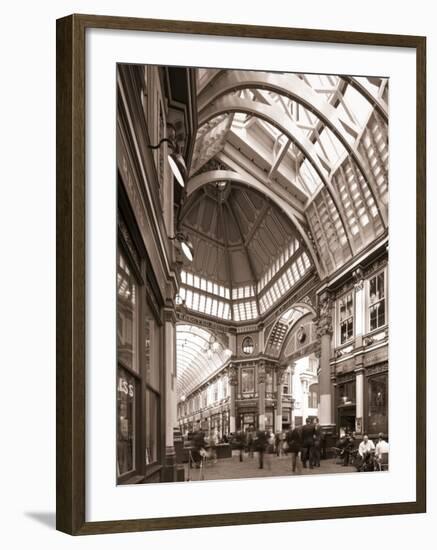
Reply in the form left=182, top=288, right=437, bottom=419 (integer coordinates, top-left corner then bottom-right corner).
left=247, top=424, right=255, bottom=458
left=235, top=429, right=245, bottom=462
left=255, top=428, right=268, bottom=469
left=375, top=433, right=389, bottom=470
left=286, top=425, right=303, bottom=473
left=311, top=418, right=322, bottom=467
left=301, top=418, right=315, bottom=468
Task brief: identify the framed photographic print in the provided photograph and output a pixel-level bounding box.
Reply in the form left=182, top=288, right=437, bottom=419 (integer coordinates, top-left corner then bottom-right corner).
left=56, top=14, right=426, bottom=535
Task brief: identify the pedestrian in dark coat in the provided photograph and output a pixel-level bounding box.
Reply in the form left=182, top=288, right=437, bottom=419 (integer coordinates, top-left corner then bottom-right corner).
left=255, top=429, right=268, bottom=469
left=286, top=426, right=303, bottom=473
left=301, top=418, right=315, bottom=468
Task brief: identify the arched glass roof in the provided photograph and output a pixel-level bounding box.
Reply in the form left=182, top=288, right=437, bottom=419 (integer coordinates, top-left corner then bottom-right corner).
left=187, top=69, right=388, bottom=280
left=176, top=324, right=231, bottom=398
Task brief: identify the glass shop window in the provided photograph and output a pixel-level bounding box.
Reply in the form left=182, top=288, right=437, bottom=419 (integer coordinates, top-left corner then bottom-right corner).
left=308, top=383, right=319, bottom=409
left=265, top=370, right=273, bottom=394
left=117, top=253, right=139, bottom=372
left=339, top=290, right=354, bottom=344
left=145, top=389, right=160, bottom=465
left=117, top=367, right=136, bottom=476
left=241, top=368, right=255, bottom=394
left=144, top=296, right=161, bottom=468
left=369, top=270, right=386, bottom=331
left=368, top=374, right=388, bottom=434
left=337, top=380, right=356, bottom=406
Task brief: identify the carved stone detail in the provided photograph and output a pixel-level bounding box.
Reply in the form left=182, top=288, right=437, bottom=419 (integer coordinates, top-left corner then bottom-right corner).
left=316, top=292, right=333, bottom=337
left=258, top=362, right=266, bottom=384
left=228, top=365, right=239, bottom=386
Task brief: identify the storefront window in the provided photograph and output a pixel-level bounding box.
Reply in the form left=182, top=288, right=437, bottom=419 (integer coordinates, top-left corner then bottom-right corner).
left=265, top=411, right=274, bottom=432
left=117, top=253, right=138, bottom=372
left=241, top=368, right=255, bottom=394
left=337, top=380, right=356, bottom=406
left=117, top=367, right=136, bottom=475
left=309, top=383, right=319, bottom=408
left=369, top=271, right=386, bottom=331
left=368, top=374, right=388, bottom=434
left=265, top=369, right=273, bottom=394
left=145, top=389, right=160, bottom=465
left=144, top=297, right=162, bottom=469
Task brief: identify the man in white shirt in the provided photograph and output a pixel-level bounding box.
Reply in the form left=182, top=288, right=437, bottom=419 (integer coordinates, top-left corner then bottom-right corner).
left=375, top=433, right=389, bottom=469
left=358, top=434, right=375, bottom=458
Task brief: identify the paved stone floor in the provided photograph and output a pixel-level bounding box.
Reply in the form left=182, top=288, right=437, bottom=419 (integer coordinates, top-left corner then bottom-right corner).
left=185, top=451, right=356, bottom=482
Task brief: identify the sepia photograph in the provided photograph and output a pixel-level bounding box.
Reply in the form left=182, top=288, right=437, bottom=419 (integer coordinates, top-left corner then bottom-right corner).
left=116, top=63, right=389, bottom=485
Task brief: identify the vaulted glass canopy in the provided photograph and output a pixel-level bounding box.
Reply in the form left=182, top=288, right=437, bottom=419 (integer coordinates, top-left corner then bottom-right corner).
left=176, top=324, right=231, bottom=397
left=187, top=69, right=388, bottom=279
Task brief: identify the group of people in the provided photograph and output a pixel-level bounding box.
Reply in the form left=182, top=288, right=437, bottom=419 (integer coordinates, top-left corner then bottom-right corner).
left=189, top=419, right=389, bottom=474
left=336, top=431, right=389, bottom=471
left=230, top=418, right=323, bottom=471
left=284, top=417, right=323, bottom=472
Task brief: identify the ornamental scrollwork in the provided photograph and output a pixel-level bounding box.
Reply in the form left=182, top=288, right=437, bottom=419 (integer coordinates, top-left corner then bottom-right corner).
left=316, top=292, right=333, bottom=337
left=258, top=362, right=266, bottom=384
left=228, top=365, right=239, bottom=386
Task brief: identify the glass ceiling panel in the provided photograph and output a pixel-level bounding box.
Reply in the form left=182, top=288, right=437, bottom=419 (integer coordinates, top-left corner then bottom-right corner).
left=176, top=324, right=231, bottom=397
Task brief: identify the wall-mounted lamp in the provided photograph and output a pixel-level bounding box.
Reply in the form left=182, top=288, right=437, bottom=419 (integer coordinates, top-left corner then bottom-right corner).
left=170, top=232, right=194, bottom=262
left=148, top=127, right=187, bottom=187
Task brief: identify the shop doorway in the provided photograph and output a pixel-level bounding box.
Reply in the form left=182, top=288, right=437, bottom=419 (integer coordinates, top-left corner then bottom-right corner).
left=338, top=405, right=356, bottom=436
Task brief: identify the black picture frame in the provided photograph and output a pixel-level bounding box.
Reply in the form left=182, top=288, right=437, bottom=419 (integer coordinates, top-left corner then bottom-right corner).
left=56, top=13, right=426, bottom=535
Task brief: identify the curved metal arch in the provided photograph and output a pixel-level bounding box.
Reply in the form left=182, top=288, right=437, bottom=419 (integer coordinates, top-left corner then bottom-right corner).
left=199, top=70, right=388, bottom=124
left=176, top=320, right=229, bottom=349
left=187, top=169, right=325, bottom=278
left=264, top=303, right=316, bottom=352
left=176, top=323, right=229, bottom=396
left=342, top=76, right=388, bottom=123
left=199, top=81, right=388, bottom=230
left=199, top=97, right=363, bottom=255
left=279, top=311, right=317, bottom=363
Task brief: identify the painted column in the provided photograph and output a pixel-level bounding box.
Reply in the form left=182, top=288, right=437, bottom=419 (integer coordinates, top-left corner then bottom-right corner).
left=258, top=362, right=266, bottom=430
left=316, top=291, right=334, bottom=427
left=163, top=307, right=177, bottom=482
left=290, top=363, right=296, bottom=428
left=229, top=365, right=238, bottom=433
left=276, top=365, right=286, bottom=432
left=353, top=269, right=365, bottom=435
left=355, top=369, right=364, bottom=434
left=300, top=375, right=309, bottom=423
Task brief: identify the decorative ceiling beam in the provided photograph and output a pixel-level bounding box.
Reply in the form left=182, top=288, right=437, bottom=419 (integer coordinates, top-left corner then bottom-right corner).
left=198, top=96, right=359, bottom=255
left=268, top=137, right=291, bottom=179
left=342, top=76, right=388, bottom=123
left=225, top=200, right=261, bottom=314
left=198, top=71, right=387, bottom=228
left=187, top=169, right=325, bottom=279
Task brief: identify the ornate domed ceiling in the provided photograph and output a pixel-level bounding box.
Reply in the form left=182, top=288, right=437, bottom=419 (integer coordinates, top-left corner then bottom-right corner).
left=180, top=181, right=303, bottom=288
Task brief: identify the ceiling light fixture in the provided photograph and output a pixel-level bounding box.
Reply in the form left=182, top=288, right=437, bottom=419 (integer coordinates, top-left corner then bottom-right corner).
left=170, top=232, right=194, bottom=262
left=148, top=125, right=187, bottom=187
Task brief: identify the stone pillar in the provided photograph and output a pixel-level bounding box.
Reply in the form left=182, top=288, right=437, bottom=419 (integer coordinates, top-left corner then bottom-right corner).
left=276, top=366, right=286, bottom=432
left=300, top=375, right=309, bottom=423
left=162, top=307, right=178, bottom=482
left=290, top=363, right=296, bottom=428
left=316, top=291, right=334, bottom=428
left=353, top=269, right=365, bottom=435
left=355, top=368, right=364, bottom=434
left=353, top=268, right=365, bottom=341
left=229, top=365, right=238, bottom=433
left=258, top=362, right=266, bottom=430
